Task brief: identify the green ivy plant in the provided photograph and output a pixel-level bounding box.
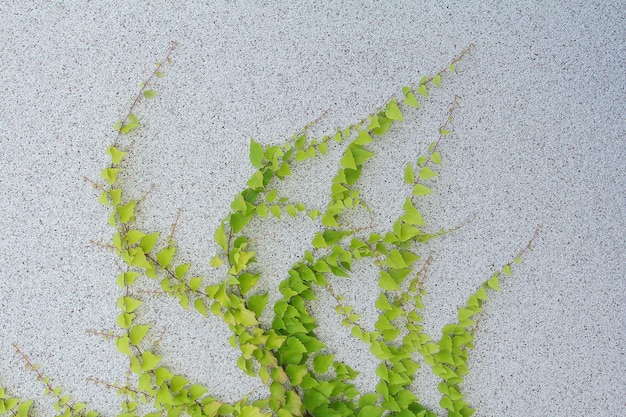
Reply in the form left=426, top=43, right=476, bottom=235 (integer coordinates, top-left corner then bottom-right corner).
left=2, top=42, right=539, bottom=417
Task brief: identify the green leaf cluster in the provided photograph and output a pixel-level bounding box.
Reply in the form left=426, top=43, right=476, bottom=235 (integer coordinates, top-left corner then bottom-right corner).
left=7, top=42, right=538, bottom=417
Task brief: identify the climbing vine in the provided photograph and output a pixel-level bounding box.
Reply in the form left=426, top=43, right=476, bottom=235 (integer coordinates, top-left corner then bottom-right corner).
left=2, top=42, right=539, bottom=417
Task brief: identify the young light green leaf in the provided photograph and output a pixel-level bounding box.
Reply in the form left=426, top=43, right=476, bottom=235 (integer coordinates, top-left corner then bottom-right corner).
left=249, top=138, right=264, bottom=168
left=189, top=276, right=203, bottom=291
left=404, top=164, right=415, bottom=184
left=175, top=263, right=190, bottom=279
left=117, top=200, right=136, bottom=223
left=417, top=84, right=428, bottom=97
left=270, top=205, right=281, bottom=218
left=107, top=146, right=127, bottom=164
left=313, top=354, right=334, bottom=374
left=375, top=293, right=392, bottom=310
left=156, top=246, right=176, bottom=268
left=340, top=149, right=357, bottom=170
left=130, top=324, right=151, bottom=345
left=101, top=167, right=121, bottom=185
left=143, top=89, right=158, bottom=99
left=385, top=100, right=403, bottom=121
left=413, top=184, right=432, bottom=195
left=140, top=232, right=159, bottom=253
left=98, top=191, right=109, bottom=206
left=248, top=293, right=268, bottom=317
left=403, top=86, right=420, bottom=108
left=141, top=351, right=161, bottom=371
left=433, top=74, right=441, bottom=88
left=487, top=274, right=500, bottom=290
left=247, top=171, right=264, bottom=189
left=194, top=298, right=207, bottom=317
left=116, top=335, right=131, bottom=355
left=402, top=197, right=424, bottom=226
left=170, top=375, right=189, bottom=392
left=124, top=296, right=143, bottom=313
left=277, top=162, right=292, bottom=178
left=255, top=203, right=268, bottom=218
left=110, top=188, right=122, bottom=206
left=378, top=271, right=400, bottom=291
left=215, top=223, right=227, bottom=251
left=419, top=166, right=438, bottom=180
left=209, top=255, right=224, bottom=267
left=285, top=204, right=297, bottom=217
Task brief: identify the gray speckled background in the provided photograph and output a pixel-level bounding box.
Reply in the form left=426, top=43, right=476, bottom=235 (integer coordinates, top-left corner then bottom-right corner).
left=1, top=1, right=624, bottom=416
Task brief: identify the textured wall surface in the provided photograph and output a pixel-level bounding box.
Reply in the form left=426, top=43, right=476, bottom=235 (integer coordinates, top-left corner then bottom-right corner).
left=1, top=1, right=624, bottom=416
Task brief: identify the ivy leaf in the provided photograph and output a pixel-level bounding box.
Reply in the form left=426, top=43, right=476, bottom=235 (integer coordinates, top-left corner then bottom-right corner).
left=404, top=164, right=415, bottom=184
left=101, top=167, right=121, bottom=185
left=140, top=232, right=159, bottom=253
left=215, top=223, right=227, bottom=251
left=277, top=162, right=292, bottom=178
left=358, top=405, right=384, bottom=417
left=402, top=86, right=419, bottom=108
left=175, top=263, right=190, bottom=278
left=285, top=204, right=297, bottom=217
left=194, top=298, right=207, bottom=317
left=109, top=188, right=122, bottom=206
left=340, top=149, right=357, bottom=170
left=141, top=351, right=161, bottom=371
left=98, top=191, right=109, bottom=206
left=156, top=246, right=176, bottom=268
left=413, top=184, right=432, bottom=196
left=209, top=254, right=224, bottom=267
left=402, top=197, right=424, bottom=226
left=130, top=324, right=151, bottom=345
left=419, top=166, right=438, bottom=180
left=143, top=89, right=158, bottom=99
left=417, top=84, right=428, bottom=97
left=248, top=293, right=268, bottom=317
left=352, top=148, right=374, bottom=165
left=107, top=146, right=127, bottom=164
left=255, top=203, right=268, bottom=218
left=117, top=200, right=136, bottom=223
left=116, top=335, right=131, bottom=355
left=156, top=383, right=172, bottom=406
left=433, top=74, right=441, bottom=88
left=239, top=405, right=269, bottom=417
left=238, top=272, right=260, bottom=294
left=170, top=375, right=189, bottom=392
left=230, top=213, right=251, bottom=234
left=189, top=276, right=203, bottom=291
left=247, top=171, right=264, bottom=189
left=385, top=100, right=403, bottom=121
left=487, top=274, right=500, bottom=290
left=375, top=293, right=392, bottom=310
left=189, top=384, right=208, bottom=400
left=124, top=297, right=143, bottom=313
left=280, top=337, right=307, bottom=365
left=502, top=265, right=512, bottom=276
left=120, top=114, right=140, bottom=134
left=249, top=138, right=264, bottom=168
left=354, top=130, right=373, bottom=145
left=378, top=271, right=400, bottom=291
left=17, top=400, right=33, bottom=416
left=313, top=354, right=334, bottom=374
